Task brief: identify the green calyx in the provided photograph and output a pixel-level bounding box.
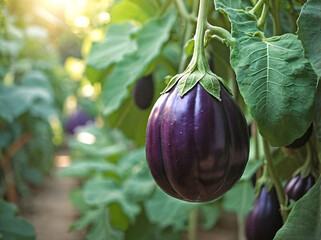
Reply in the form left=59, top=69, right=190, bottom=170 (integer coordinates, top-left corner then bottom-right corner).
left=254, top=161, right=274, bottom=197
left=161, top=0, right=229, bottom=101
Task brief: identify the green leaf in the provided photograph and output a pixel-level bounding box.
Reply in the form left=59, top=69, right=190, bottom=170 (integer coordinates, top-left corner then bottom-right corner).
left=110, top=0, right=158, bottom=24
left=86, top=23, right=137, bottom=70
left=86, top=208, right=124, bottom=240
left=215, top=1, right=318, bottom=146
left=58, top=160, right=119, bottom=178
left=0, top=85, right=53, bottom=122
left=0, top=200, right=36, bottom=240
left=102, top=11, right=176, bottom=115
left=125, top=211, right=181, bottom=240
left=199, top=203, right=221, bottom=230
left=109, top=203, right=130, bottom=231
left=297, top=0, right=321, bottom=77
left=222, top=181, right=255, bottom=217
left=83, top=178, right=140, bottom=220
left=69, top=188, right=90, bottom=215
left=274, top=179, right=321, bottom=240
left=144, top=188, right=197, bottom=232
left=184, top=39, right=194, bottom=56
left=316, top=82, right=321, bottom=142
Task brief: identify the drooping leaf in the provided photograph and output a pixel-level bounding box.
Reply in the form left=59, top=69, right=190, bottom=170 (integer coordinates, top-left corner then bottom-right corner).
left=0, top=85, right=53, bottom=122
left=274, top=179, right=321, bottom=240
left=144, top=188, right=197, bottom=232
left=222, top=181, right=255, bottom=217
left=199, top=203, right=221, bottom=230
left=102, top=11, right=176, bottom=115
left=86, top=208, right=124, bottom=240
left=0, top=200, right=36, bottom=240
left=110, top=0, right=158, bottom=24
left=83, top=178, right=140, bottom=221
left=58, top=159, right=120, bottom=178
left=297, top=0, right=321, bottom=77
left=86, top=23, right=137, bottom=70
left=215, top=2, right=318, bottom=146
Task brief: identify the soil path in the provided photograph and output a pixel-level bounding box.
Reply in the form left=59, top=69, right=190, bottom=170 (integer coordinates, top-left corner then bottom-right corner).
left=22, top=154, right=85, bottom=240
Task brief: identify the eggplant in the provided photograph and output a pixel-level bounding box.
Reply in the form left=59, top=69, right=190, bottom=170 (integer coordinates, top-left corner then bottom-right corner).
left=286, top=124, right=313, bottom=149
left=245, top=187, right=283, bottom=240
left=285, top=174, right=315, bottom=201
left=132, top=75, right=154, bottom=110
left=65, top=109, right=93, bottom=135
left=145, top=83, right=249, bottom=202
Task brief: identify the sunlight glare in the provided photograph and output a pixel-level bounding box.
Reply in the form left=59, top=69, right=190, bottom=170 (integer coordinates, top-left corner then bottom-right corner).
left=76, top=132, right=96, bottom=145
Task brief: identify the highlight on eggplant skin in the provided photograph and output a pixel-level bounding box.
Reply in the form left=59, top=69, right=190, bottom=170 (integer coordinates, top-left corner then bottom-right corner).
left=132, top=75, right=154, bottom=110
left=145, top=83, right=249, bottom=202
left=285, top=174, right=315, bottom=201
left=245, top=187, right=283, bottom=240
left=285, top=124, right=313, bottom=149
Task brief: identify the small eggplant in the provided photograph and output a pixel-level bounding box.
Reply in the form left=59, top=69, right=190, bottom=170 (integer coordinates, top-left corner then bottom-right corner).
left=245, top=187, right=283, bottom=240
left=132, top=75, right=154, bottom=110
left=145, top=83, right=249, bottom=202
left=286, top=124, right=313, bottom=149
left=285, top=174, right=315, bottom=201
left=65, top=109, right=93, bottom=135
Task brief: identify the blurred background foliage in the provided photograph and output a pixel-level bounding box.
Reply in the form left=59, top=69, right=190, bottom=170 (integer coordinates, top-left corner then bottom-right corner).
left=0, top=0, right=319, bottom=239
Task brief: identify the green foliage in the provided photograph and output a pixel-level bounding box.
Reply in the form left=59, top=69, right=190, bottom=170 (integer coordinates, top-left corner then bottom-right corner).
left=0, top=200, right=36, bottom=240
left=102, top=11, right=176, bottom=115
left=215, top=0, right=318, bottom=147
left=297, top=0, right=321, bottom=77
left=274, top=179, right=321, bottom=239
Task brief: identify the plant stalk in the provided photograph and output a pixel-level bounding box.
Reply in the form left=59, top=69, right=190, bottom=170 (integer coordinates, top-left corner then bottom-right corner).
left=188, top=209, right=199, bottom=240
left=250, top=0, right=266, bottom=15
left=263, top=138, right=288, bottom=223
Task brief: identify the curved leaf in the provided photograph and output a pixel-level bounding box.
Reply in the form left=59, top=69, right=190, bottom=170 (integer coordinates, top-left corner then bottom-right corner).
left=297, top=0, right=321, bottom=77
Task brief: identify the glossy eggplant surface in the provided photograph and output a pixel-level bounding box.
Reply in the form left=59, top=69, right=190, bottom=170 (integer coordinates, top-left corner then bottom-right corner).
left=145, top=83, right=249, bottom=202
left=245, top=187, right=283, bottom=240
left=286, top=124, right=313, bottom=149
left=285, top=174, right=315, bottom=201
left=132, top=75, right=154, bottom=110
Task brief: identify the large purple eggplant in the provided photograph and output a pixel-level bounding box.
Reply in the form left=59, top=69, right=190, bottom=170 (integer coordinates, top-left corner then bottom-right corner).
left=145, top=83, right=249, bottom=202
left=65, top=109, right=93, bottom=135
left=285, top=174, right=315, bottom=201
left=286, top=124, right=313, bottom=149
left=132, top=75, right=154, bottom=110
left=245, top=187, right=283, bottom=240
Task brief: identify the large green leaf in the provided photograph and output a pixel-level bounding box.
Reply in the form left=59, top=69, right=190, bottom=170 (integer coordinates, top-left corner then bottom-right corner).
left=222, top=181, right=255, bottom=217
left=125, top=211, right=181, bottom=240
left=215, top=2, right=318, bottom=146
left=58, top=159, right=120, bottom=178
left=102, top=11, right=176, bottom=115
left=0, top=200, right=36, bottom=240
left=83, top=178, right=140, bottom=220
left=144, top=188, right=197, bottom=232
left=297, top=0, right=321, bottom=77
left=86, top=23, right=137, bottom=70
left=86, top=208, right=124, bottom=240
left=0, top=85, right=53, bottom=122
left=274, top=179, right=321, bottom=240
left=316, top=82, right=321, bottom=142
left=110, top=0, right=158, bottom=24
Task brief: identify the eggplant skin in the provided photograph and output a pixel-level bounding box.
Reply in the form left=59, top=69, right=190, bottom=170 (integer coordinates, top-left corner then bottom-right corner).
left=285, top=174, right=315, bottom=201
left=245, top=187, right=283, bottom=240
left=145, top=83, right=249, bottom=202
left=132, top=75, right=154, bottom=110
left=65, top=109, right=93, bottom=135
left=286, top=124, right=313, bottom=149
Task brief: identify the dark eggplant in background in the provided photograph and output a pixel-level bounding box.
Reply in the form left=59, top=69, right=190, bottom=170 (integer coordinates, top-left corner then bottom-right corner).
left=285, top=174, right=315, bottom=201
left=245, top=187, right=283, bottom=240
left=132, top=75, right=154, bottom=110
left=65, top=109, right=94, bottom=135
left=145, top=83, right=249, bottom=202
left=285, top=124, right=313, bottom=149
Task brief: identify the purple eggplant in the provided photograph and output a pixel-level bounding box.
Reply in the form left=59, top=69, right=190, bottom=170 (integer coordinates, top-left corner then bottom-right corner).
left=145, top=83, right=249, bottom=202
left=132, top=75, right=154, bottom=110
left=285, top=174, right=315, bottom=201
left=286, top=124, right=313, bottom=149
left=245, top=187, right=283, bottom=240
left=65, top=109, right=93, bottom=135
